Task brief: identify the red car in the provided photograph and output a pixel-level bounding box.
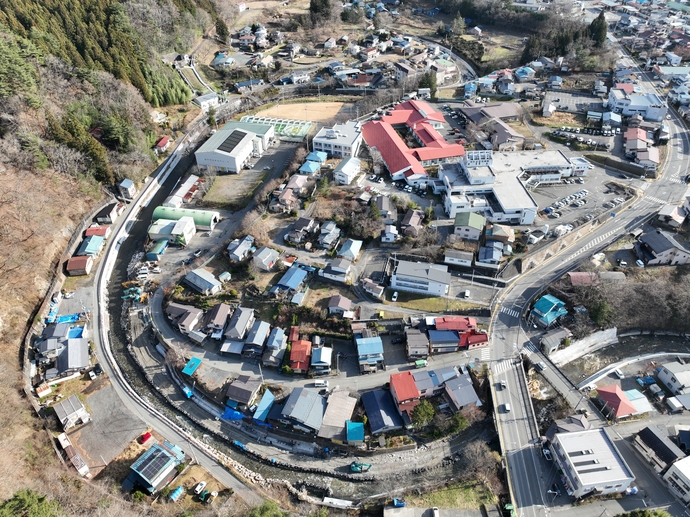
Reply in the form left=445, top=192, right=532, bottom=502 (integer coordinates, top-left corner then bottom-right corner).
left=137, top=432, right=152, bottom=444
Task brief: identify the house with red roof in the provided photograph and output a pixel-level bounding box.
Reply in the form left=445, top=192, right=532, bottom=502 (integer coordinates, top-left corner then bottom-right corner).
left=155, top=136, right=171, bottom=153
left=434, top=316, right=488, bottom=349
left=84, top=225, right=112, bottom=239
left=390, top=371, right=421, bottom=423
left=361, top=100, right=465, bottom=187
left=597, top=384, right=637, bottom=420
left=289, top=340, right=312, bottom=373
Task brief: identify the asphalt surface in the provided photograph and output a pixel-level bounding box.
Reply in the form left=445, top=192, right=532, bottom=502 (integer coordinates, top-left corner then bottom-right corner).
left=490, top=44, right=690, bottom=516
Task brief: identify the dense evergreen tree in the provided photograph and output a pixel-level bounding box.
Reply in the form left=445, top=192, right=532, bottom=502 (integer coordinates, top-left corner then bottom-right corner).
left=589, top=11, right=607, bottom=48
left=419, top=72, right=438, bottom=100
left=216, top=18, right=229, bottom=42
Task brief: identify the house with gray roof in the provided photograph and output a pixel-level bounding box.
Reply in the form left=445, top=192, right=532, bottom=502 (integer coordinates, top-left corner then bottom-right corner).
left=311, top=347, right=333, bottom=375
left=445, top=375, right=481, bottom=411
left=281, top=388, right=327, bottom=433
left=545, top=414, right=591, bottom=442
left=227, top=235, right=255, bottom=261
left=375, top=195, right=398, bottom=224
left=391, top=260, right=451, bottom=296
left=226, top=375, right=262, bottom=406
left=184, top=268, right=222, bottom=296
left=361, top=389, right=403, bottom=434
left=242, top=320, right=270, bottom=357
left=252, top=246, right=279, bottom=271
left=633, top=425, right=685, bottom=473
left=54, top=394, right=91, bottom=430
left=224, top=307, right=256, bottom=340
left=406, top=328, right=429, bottom=358
left=56, top=338, right=90, bottom=376
left=318, top=221, right=341, bottom=250
left=413, top=366, right=459, bottom=397
left=638, top=230, right=690, bottom=266
left=338, top=239, right=362, bottom=261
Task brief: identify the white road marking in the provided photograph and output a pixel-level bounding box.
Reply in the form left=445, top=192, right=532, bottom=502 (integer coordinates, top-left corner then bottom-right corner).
left=564, top=225, right=624, bottom=261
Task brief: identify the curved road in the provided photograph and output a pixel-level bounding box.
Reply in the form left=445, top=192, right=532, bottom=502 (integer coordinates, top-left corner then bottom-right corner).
left=491, top=75, right=690, bottom=516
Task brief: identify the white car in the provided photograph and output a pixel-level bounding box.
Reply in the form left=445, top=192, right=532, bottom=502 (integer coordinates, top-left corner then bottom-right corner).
left=194, top=481, right=207, bottom=495
left=636, top=259, right=645, bottom=267
left=391, top=291, right=399, bottom=302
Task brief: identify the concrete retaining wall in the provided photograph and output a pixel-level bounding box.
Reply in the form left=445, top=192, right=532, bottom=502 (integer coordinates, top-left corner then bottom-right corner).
left=549, top=328, right=618, bottom=367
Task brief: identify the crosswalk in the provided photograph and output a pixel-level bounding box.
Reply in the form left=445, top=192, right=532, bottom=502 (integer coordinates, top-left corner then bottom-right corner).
left=492, top=359, right=514, bottom=374
left=564, top=225, right=624, bottom=261
left=669, top=174, right=685, bottom=185
left=480, top=347, right=491, bottom=361
left=642, top=195, right=670, bottom=205
left=523, top=342, right=539, bottom=355
left=499, top=306, right=520, bottom=319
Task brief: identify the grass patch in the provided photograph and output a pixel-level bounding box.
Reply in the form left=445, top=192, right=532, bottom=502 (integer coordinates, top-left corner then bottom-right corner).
left=181, top=68, right=205, bottom=92
left=387, top=291, right=481, bottom=312
left=407, top=480, right=497, bottom=509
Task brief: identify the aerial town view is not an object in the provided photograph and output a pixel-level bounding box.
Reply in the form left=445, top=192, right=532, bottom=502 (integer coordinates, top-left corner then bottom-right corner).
left=3, top=0, right=690, bottom=515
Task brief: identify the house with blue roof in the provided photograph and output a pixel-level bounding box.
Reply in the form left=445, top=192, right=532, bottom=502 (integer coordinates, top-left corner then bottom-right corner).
left=531, top=294, right=568, bottom=328
left=299, top=161, right=320, bottom=174
left=306, top=151, right=328, bottom=163
left=76, top=235, right=105, bottom=257
left=253, top=389, right=275, bottom=422
left=338, top=239, right=362, bottom=261
left=311, top=346, right=333, bottom=374
left=356, top=336, right=384, bottom=373
left=121, top=441, right=185, bottom=494
left=346, top=420, right=365, bottom=444
left=361, top=389, right=403, bottom=434
left=464, top=82, right=477, bottom=98
left=548, top=76, right=563, bottom=90
left=211, top=53, right=235, bottom=68
left=277, top=266, right=308, bottom=291
left=477, top=246, right=502, bottom=269
left=515, top=66, right=536, bottom=83
left=262, top=327, right=287, bottom=367
left=428, top=330, right=460, bottom=354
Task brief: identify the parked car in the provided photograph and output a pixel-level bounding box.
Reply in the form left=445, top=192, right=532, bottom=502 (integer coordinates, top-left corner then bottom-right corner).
left=194, top=481, right=207, bottom=495
left=391, top=291, right=399, bottom=302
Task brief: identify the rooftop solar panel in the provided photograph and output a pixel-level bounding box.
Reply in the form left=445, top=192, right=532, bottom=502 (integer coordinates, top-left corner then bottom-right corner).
left=137, top=449, right=170, bottom=481
left=217, top=130, right=247, bottom=153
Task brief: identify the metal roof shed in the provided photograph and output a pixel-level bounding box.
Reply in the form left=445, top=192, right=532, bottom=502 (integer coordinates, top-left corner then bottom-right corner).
left=281, top=388, right=326, bottom=432
left=152, top=206, right=220, bottom=230
left=277, top=266, right=308, bottom=290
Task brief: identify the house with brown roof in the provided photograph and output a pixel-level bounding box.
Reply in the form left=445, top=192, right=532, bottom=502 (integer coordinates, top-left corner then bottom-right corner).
left=401, top=209, right=424, bottom=236
left=66, top=256, right=94, bottom=276
left=328, top=294, right=352, bottom=316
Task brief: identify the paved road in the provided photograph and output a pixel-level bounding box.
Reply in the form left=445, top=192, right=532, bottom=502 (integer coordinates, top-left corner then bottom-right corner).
left=492, top=50, right=690, bottom=516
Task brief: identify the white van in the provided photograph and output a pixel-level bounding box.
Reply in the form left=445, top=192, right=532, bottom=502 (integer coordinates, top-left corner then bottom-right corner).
left=464, top=290, right=470, bottom=298
left=314, top=380, right=329, bottom=388
left=504, top=403, right=511, bottom=413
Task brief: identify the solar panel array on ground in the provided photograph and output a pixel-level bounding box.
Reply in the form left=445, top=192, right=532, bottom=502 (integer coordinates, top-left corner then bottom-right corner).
left=240, top=116, right=313, bottom=140
left=217, top=130, right=247, bottom=153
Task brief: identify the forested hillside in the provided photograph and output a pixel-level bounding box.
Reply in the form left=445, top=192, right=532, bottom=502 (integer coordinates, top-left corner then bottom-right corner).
left=0, top=0, right=214, bottom=106
left=0, top=0, right=217, bottom=513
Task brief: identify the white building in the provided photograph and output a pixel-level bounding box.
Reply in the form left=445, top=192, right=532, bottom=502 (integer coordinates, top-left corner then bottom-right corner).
left=657, top=362, right=690, bottom=396
left=664, top=456, right=690, bottom=503
left=444, top=249, right=473, bottom=267
left=221, top=121, right=275, bottom=153
left=333, top=157, right=361, bottom=185
left=435, top=150, right=539, bottom=224
left=312, top=120, right=363, bottom=158
left=195, top=129, right=257, bottom=173
left=390, top=260, right=451, bottom=296
left=608, top=88, right=668, bottom=122
left=550, top=429, right=635, bottom=499
left=192, top=92, right=220, bottom=112
left=147, top=216, right=196, bottom=246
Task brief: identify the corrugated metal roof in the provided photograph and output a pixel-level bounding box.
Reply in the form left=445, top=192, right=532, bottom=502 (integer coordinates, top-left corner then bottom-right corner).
left=361, top=389, right=403, bottom=434
left=278, top=266, right=307, bottom=290
left=281, top=388, right=326, bottom=431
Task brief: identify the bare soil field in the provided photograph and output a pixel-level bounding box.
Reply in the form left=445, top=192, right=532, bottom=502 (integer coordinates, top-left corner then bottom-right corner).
left=202, top=170, right=270, bottom=208
left=304, top=281, right=357, bottom=312
left=256, top=100, right=352, bottom=123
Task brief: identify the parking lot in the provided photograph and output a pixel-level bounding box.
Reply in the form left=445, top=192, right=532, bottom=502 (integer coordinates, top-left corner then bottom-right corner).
left=528, top=163, right=634, bottom=228
left=542, top=91, right=605, bottom=115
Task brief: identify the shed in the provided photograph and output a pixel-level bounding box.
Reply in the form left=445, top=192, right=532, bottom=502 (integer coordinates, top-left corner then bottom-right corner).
left=152, top=206, right=220, bottom=231
left=66, top=255, right=94, bottom=276
left=277, top=266, right=308, bottom=291
left=53, top=394, right=91, bottom=430
left=76, top=235, right=105, bottom=257
left=317, top=390, right=357, bottom=440
left=253, top=389, right=276, bottom=421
